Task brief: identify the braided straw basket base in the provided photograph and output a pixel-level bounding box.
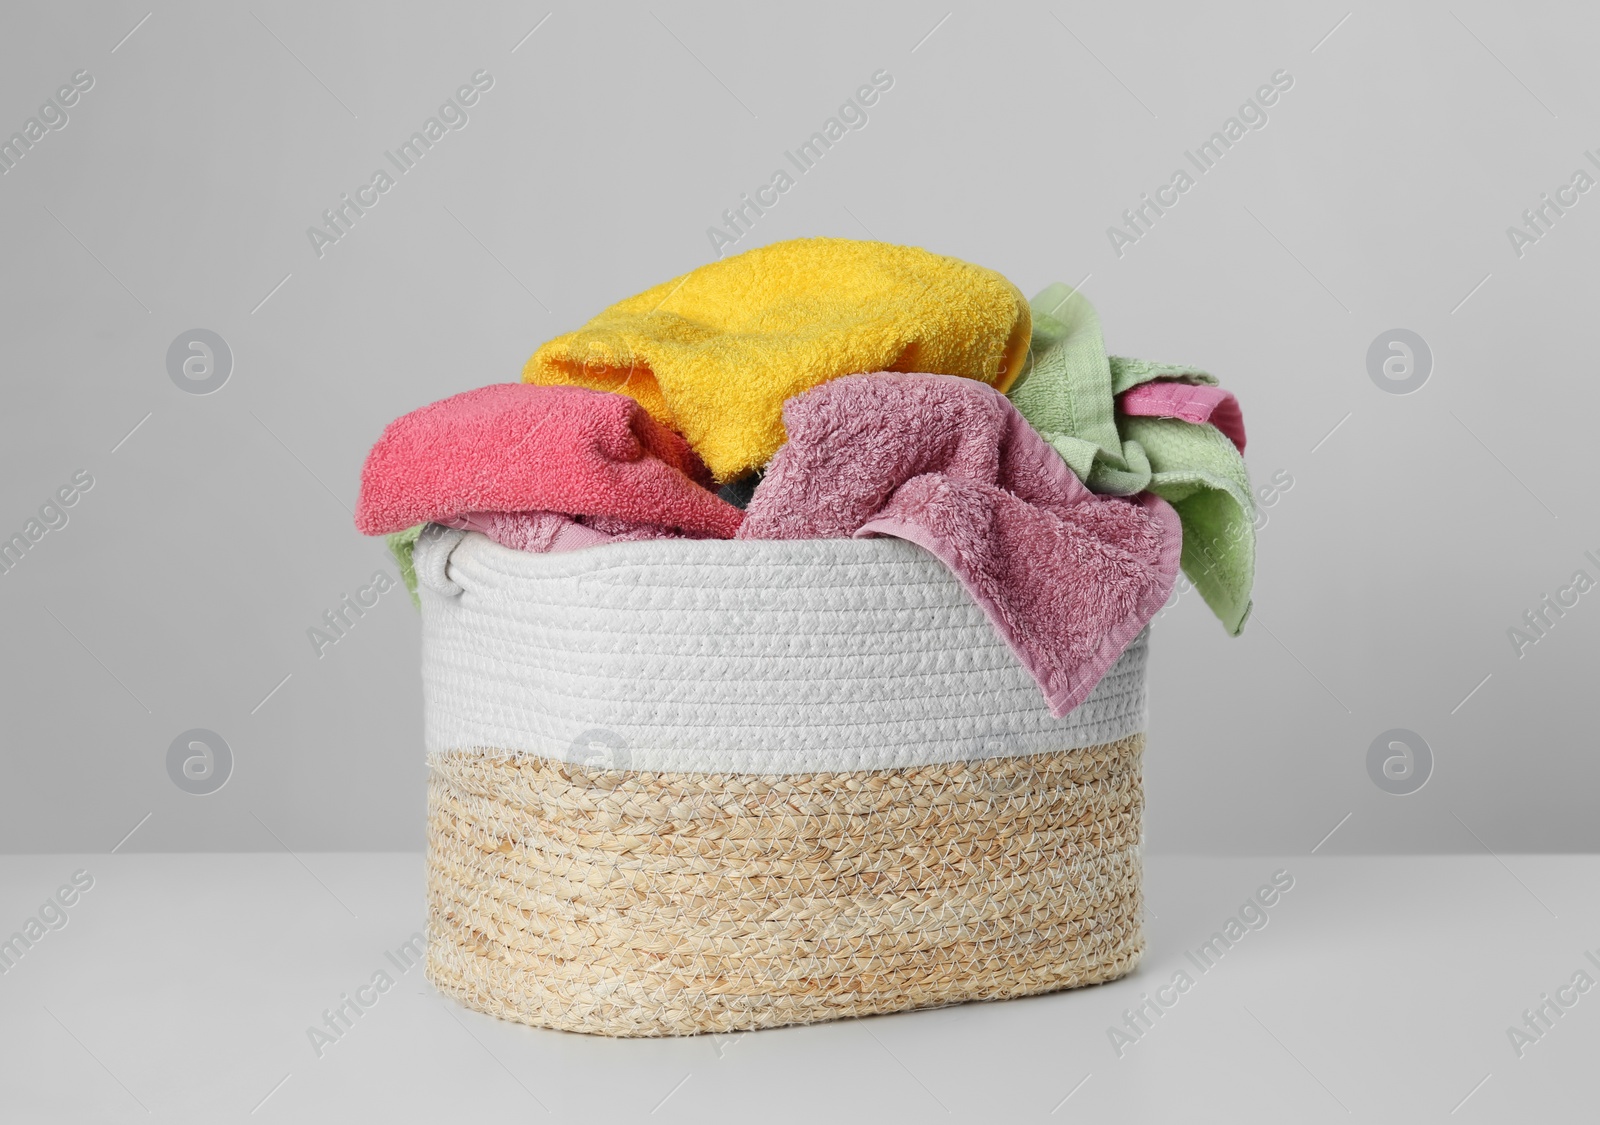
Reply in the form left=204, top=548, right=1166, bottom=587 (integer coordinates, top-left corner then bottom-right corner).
left=425, top=734, right=1145, bottom=1037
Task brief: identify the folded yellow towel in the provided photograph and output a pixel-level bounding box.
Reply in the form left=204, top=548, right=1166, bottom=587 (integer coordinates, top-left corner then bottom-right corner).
left=522, top=237, right=1032, bottom=481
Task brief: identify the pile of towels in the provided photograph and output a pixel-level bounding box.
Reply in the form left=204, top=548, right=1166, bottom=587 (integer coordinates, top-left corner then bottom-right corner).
left=356, top=237, right=1256, bottom=718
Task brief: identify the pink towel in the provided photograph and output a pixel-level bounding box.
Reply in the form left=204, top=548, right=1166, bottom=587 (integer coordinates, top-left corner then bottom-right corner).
left=740, top=373, right=1182, bottom=717
left=442, top=510, right=692, bottom=554
left=355, top=383, right=744, bottom=538
left=1118, top=382, right=1246, bottom=452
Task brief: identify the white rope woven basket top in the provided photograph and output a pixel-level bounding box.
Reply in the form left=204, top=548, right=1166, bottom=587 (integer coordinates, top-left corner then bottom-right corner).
left=414, top=528, right=1148, bottom=774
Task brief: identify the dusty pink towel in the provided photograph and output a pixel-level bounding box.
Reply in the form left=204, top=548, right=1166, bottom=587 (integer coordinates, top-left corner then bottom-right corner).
left=442, top=510, right=691, bottom=553
left=740, top=373, right=1182, bottom=717
left=355, top=383, right=743, bottom=538
left=1119, top=382, right=1246, bottom=452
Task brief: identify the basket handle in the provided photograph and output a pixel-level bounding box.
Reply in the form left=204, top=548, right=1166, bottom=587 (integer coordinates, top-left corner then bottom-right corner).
left=412, top=524, right=466, bottom=597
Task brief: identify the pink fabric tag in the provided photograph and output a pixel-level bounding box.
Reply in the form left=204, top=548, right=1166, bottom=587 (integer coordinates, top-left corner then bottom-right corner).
left=1118, top=382, right=1246, bottom=452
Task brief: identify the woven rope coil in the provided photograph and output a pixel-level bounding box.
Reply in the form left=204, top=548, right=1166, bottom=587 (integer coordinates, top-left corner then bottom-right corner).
left=425, top=734, right=1144, bottom=1037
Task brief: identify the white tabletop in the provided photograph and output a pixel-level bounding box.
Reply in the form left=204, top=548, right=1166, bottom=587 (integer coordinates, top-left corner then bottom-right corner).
left=1, top=853, right=1592, bottom=1123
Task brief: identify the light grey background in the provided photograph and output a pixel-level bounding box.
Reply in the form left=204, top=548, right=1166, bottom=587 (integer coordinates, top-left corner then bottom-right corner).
left=1, top=0, right=1595, bottom=853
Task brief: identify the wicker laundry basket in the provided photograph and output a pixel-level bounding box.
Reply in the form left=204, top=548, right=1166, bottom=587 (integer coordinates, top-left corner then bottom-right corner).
left=413, top=526, right=1148, bottom=1037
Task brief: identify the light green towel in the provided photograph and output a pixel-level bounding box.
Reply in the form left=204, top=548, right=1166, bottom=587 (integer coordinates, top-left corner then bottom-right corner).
left=1123, top=415, right=1254, bottom=634
left=1008, top=284, right=1253, bottom=634
left=388, top=524, right=425, bottom=608
left=1009, top=284, right=1154, bottom=495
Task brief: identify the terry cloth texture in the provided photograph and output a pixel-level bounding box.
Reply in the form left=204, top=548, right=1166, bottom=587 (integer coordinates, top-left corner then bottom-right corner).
left=1123, top=414, right=1255, bottom=633
left=354, top=382, right=743, bottom=539
left=414, top=530, right=1150, bottom=774
left=389, top=512, right=689, bottom=605
left=1006, top=283, right=1171, bottom=495
left=1007, top=283, right=1255, bottom=634
left=443, top=511, right=692, bottom=553
left=737, top=373, right=1179, bottom=718
left=521, top=237, right=1034, bottom=482
left=445, top=511, right=617, bottom=553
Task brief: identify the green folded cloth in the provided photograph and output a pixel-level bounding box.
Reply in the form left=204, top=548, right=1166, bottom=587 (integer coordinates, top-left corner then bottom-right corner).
left=1008, top=283, right=1254, bottom=634
left=1008, top=284, right=1158, bottom=495
left=388, top=524, right=425, bottom=608
left=1123, top=414, right=1254, bottom=634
